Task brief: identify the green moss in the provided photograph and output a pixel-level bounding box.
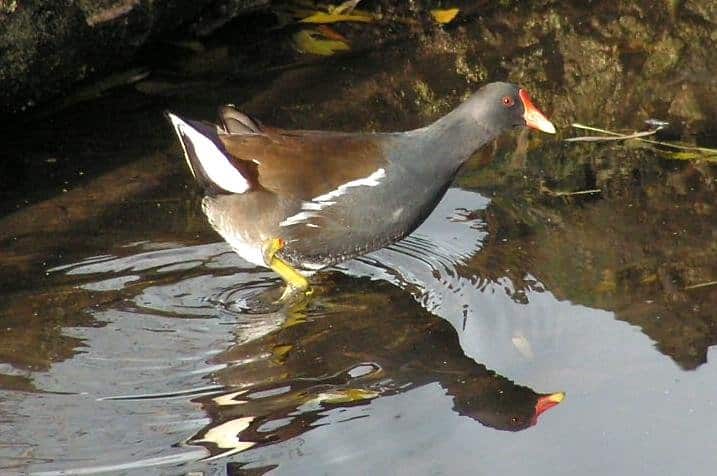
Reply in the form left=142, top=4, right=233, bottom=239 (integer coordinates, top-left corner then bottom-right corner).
left=0, top=0, right=18, bottom=15
left=455, top=55, right=487, bottom=84
left=412, top=79, right=451, bottom=121
left=684, top=0, right=717, bottom=23
left=643, top=36, right=684, bottom=76
left=668, top=85, right=706, bottom=122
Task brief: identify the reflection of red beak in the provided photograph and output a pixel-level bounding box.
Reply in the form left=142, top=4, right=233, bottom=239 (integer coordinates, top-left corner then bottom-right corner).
left=531, top=392, right=565, bottom=425
left=519, top=89, right=556, bottom=134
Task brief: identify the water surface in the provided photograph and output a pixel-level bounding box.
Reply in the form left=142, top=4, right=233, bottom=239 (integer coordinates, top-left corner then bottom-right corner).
left=1, top=2, right=716, bottom=475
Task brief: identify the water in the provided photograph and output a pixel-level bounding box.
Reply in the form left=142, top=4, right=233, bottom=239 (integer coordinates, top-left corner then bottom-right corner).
left=1, top=2, right=717, bottom=475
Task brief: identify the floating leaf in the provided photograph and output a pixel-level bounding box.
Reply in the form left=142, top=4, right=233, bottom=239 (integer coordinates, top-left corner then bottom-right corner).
left=292, top=29, right=351, bottom=55
left=272, top=2, right=370, bottom=27
left=431, top=8, right=459, bottom=24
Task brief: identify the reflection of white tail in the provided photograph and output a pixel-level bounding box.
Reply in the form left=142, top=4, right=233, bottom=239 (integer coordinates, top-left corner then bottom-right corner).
left=166, top=112, right=250, bottom=194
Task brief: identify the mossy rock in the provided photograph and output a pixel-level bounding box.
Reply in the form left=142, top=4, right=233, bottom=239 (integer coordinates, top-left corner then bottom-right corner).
left=0, top=0, right=268, bottom=116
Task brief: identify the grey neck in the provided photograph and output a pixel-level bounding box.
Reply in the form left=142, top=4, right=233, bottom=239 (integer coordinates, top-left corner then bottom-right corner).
left=402, top=104, right=502, bottom=171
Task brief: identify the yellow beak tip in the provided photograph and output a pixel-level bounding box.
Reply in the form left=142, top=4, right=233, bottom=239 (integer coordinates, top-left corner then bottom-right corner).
left=549, top=391, right=566, bottom=403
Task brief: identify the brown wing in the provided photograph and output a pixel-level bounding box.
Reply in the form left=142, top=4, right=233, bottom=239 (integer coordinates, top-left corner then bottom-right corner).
left=219, top=128, right=389, bottom=201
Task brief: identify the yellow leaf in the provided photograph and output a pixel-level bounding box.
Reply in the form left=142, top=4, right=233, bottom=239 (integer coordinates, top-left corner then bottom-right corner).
left=316, top=24, right=349, bottom=41
left=430, top=8, right=459, bottom=24
left=293, top=29, right=350, bottom=56
left=299, top=11, right=374, bottom=23
left=330, top=0, right=363, bottom=15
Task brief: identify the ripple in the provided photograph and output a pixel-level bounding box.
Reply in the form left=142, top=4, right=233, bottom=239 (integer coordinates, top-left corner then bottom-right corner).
left=340, top=188, right=490, bottom=316
left=49, top=239, right=291, bottom=319
left=207, top=277, right=284, bottom=315
left=29, top=448, right=208, bottom=476
left=98, top=384, right=226, bottom=401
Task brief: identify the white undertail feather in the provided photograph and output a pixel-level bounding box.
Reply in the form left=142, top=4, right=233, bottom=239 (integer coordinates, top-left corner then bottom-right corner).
left=167, top=113, right=250, bottom=194
left=201, top=197, right=267, bottom=268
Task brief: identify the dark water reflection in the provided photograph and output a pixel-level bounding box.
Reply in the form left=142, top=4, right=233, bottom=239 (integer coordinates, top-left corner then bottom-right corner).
left=2, top=1, right=717, bottom=474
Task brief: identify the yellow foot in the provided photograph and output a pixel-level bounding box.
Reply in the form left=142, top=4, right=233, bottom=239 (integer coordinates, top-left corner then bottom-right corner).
left=262, top=238, right=312, bottom=304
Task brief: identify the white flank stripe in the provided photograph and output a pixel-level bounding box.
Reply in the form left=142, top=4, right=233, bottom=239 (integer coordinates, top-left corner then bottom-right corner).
left=168, top=113, right=249, bottom=194
left=279, top=210, right=318, bottom=227
left=311, top=168, right=386, bottom=203
left=280, top=168, right=386, bottom=227
left=302, top=262, right=325, bottom=270
left=301, top=202, right=324, bottom=211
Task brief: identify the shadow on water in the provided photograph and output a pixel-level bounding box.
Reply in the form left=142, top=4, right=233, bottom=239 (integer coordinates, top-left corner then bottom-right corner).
left=1, top=0, right=717, bottom=474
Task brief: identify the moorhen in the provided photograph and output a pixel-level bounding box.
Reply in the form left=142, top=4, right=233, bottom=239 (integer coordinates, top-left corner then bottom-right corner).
left=167, top=82, right=555, bottom=301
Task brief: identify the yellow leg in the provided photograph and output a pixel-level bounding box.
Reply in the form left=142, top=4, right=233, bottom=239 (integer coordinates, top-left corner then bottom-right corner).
left=262, top=238, right=312, bottom=303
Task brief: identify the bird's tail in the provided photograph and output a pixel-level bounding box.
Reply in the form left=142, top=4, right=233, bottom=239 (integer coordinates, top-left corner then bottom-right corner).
left=165, top=111, right=252, bottom=194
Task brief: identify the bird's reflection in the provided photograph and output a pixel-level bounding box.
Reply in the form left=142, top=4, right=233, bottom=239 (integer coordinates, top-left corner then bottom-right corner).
left=186, top=274, right=563, bottom=460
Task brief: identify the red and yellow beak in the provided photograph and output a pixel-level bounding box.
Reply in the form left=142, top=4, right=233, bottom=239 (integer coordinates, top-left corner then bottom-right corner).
left=534, top=391, right=565, bottom=418
left=519, top=89, right=556, bottom=134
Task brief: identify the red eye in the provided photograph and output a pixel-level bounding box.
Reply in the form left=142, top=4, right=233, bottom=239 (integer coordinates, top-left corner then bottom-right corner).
left=502, top=96, right=515, bottom=107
